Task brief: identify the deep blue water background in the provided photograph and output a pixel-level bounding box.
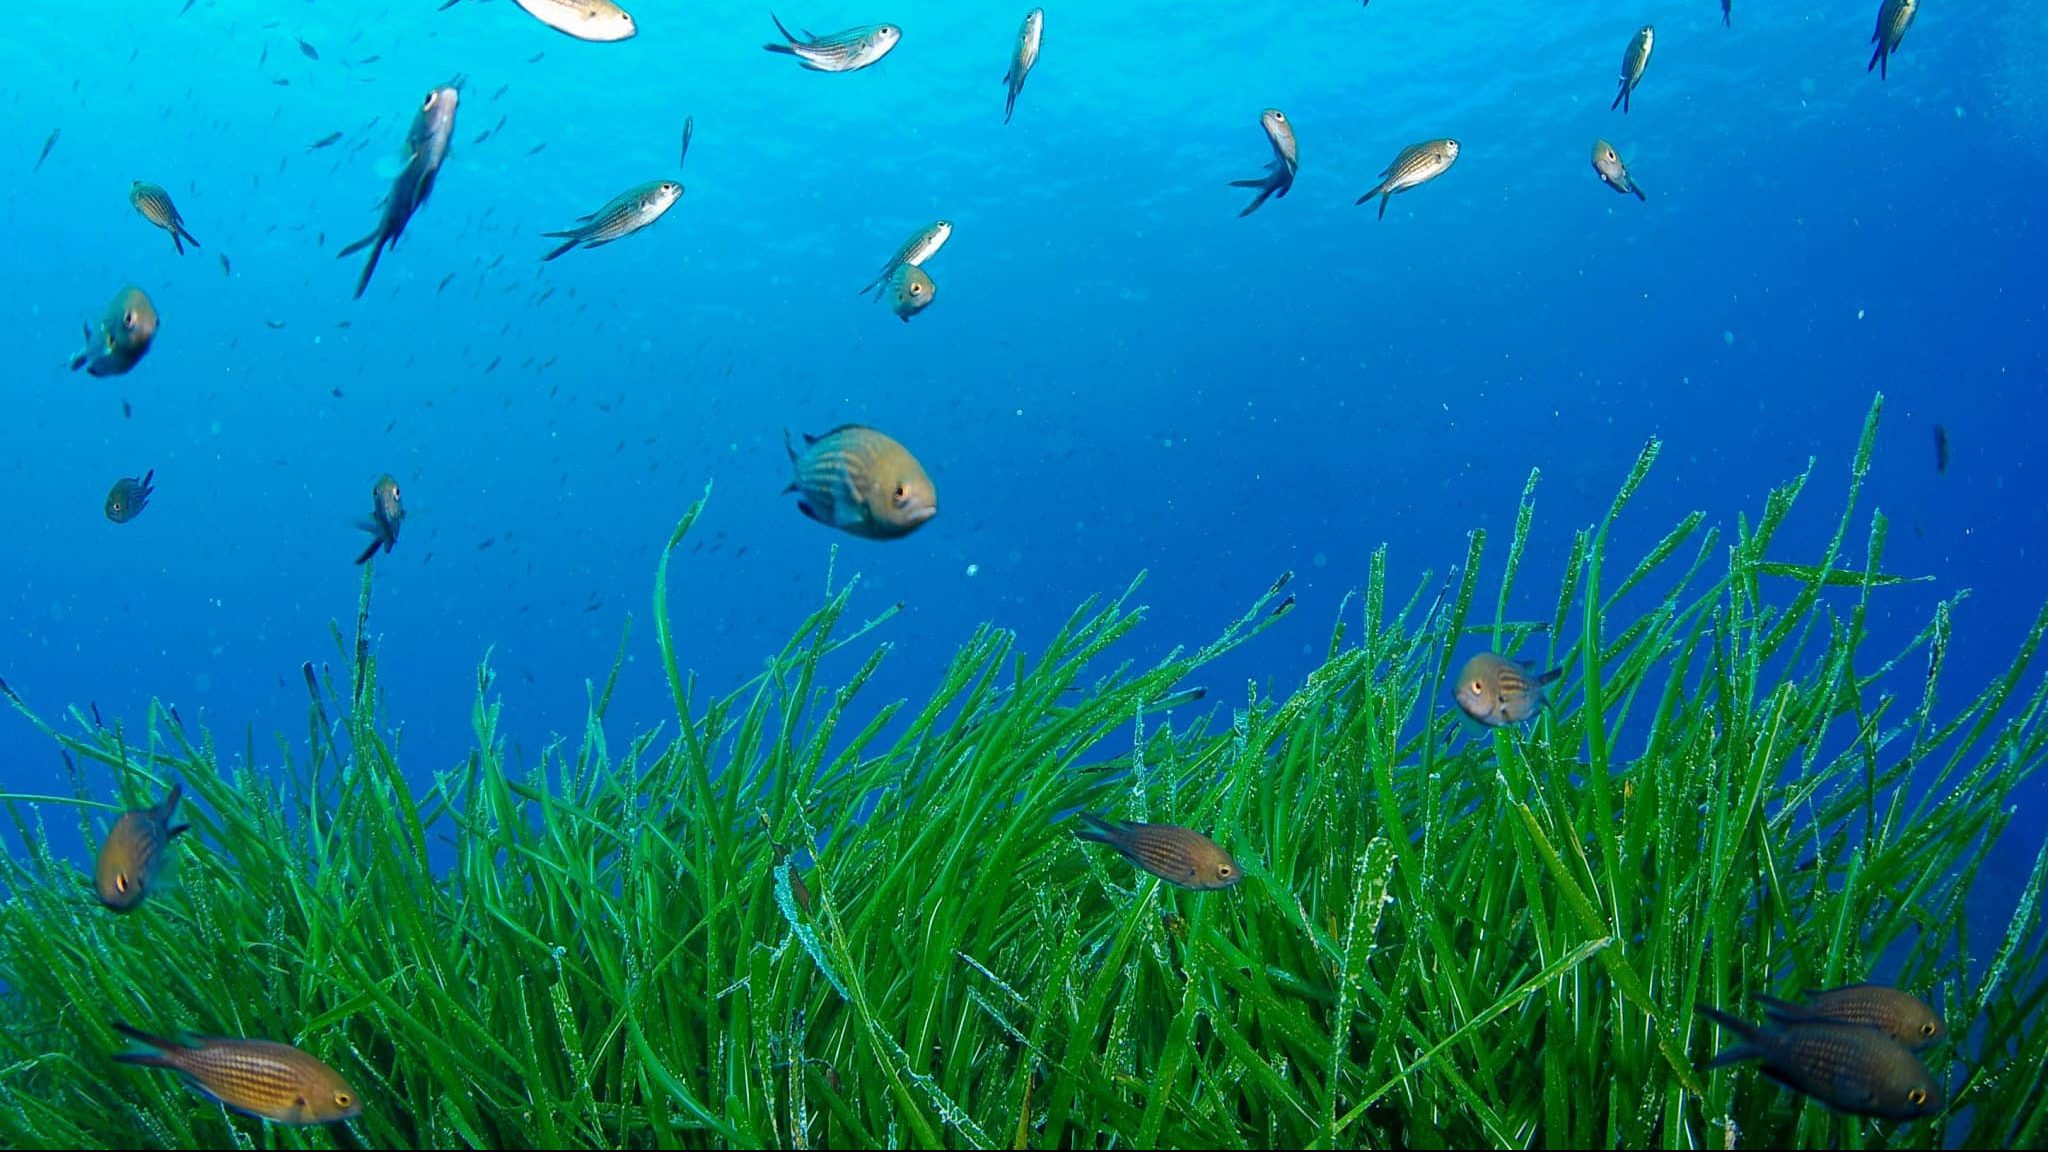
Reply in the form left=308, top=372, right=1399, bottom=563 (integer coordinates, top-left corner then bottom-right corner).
left=2, top=2, right=2042, bottom=902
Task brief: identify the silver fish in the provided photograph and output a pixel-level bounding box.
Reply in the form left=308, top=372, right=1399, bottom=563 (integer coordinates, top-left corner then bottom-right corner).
left=763, top=15, right=901, bottom=73
left=1591, top=139, right=1645, bottom=201
left=512, top=0, right=636, bottom=43
left=338, top=84, right=460, bottom=299
left=1002, top=9, right=1043, bottom=124
left=1229, top=108, right=1298, bottom=217
left=1356, top=138, right=1458, bottom=220
left=1613, top=25, right=1654, bottom=113
left=70, top=286, right=160, bottom=378
left=542, top=179, right=681, bottom=260
left=130, top=182, right=201, bottom=254
left=858, top=220, right=951, bottom=299
left=886, top=264, right=935, bottom=322
left=1868, top=0, right=1917, bottom=80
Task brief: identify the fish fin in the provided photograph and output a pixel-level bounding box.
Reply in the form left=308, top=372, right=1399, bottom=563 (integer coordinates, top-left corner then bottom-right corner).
left=1869, top=43, right=1885, bottom=75
left=110, top=1022, right=186, bottom=1066
left=768, top=12, right=801, bottom=42
left=1612, top=82, right=1627, bottom=112
left=1696, top=1005, right=1766, bottom=1067
left=69, top=350, right=87, bottom=372
left=157, top=781, right=185, bottom=823
left=1004, top=87, right=1018, bottom=124
left=796, top=500, right=824, bottom=525
left=1378, top=193, right=1390, bottom=220
left=541, top=237, right=578, bottom=261
left=1228, top=178, right=1268, bottom=188
left=171, top=232, right=185, bottom=256
left=1632, top=182, right=1646, bottom=202
left=1756, top=994, right=1813, bottom=1024
left=355, top=537, right=382, bottom=565
left=803, top=431, right=821, bottom=445
left=1072, top=810, right=1122, bottom=846
left=1533, top=666, right=1564, bottom=687
left=335, top=227, right=379, bottom=258
left=351, top=236, right=388, bottom=300
left=763, top=41, right=799, bottom=55
left=168, top=823, right=192, bottom=840
left=1236, top=181, right=1276, bottom=217
left=783, top=427, right=801, bottom=464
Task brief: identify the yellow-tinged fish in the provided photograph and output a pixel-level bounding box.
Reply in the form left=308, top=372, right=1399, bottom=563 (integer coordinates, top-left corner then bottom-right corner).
left=1230, top=108, right=1298, bottom=217
left=1613, top=25, right=1654, bottom=113
left=783, top=424, right=937, bottom=539
left=112, top=1023, right=362, bottom=1125
left=858, top=220, right=952, bottom=298
left=763, top=14, right=900, bottom=73
left=1002, top=9, right=1044, bottom=124
left=1591, top=139, right=1646, bottom=201
left=541, top=179, right=681, bottom=260
left=70, top=286, right=159, bottom=378
left=511, top=0, right=636, bottom=42
left=106, top=469, right=155, bottom=523
left=129, top=182, right=200, bottom=254
left=1697, top=1006, right=1942, bottom=1120
left=1074, top=812, right=1242, bottom=891
left=886, top=264, right=935, bottom=322
left=95, top=781, right=189, bottom=912
left=1356, top=138, right=1458, bottom=220
left=1454, top=652, right=1561, bottom=727
left=354, top=474, right=404, bottom=564
left=1869, top=0, right=1917, bottom=80
left=338, top=84, right=460, bottom=299
left=1761, top=985, right=1946, bottom=1053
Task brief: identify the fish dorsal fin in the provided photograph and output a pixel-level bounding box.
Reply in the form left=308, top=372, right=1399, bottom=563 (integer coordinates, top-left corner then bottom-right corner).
left=819, top=423, right=870, bottom=440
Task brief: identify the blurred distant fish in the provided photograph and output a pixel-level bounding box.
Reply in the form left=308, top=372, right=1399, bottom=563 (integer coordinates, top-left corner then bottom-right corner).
left=541, top=179, right=681, bottom=261
left=1230, top=108, right=1298, bottom=217
left=105, top=470, right=155, bottom=523
left=1356, top=138, right=1458, bottom=219
left=297, top=37, right=319, bottom=60
left=858, top=219, right=951, bottom=298
left=763, top=14, right=901, bottom=73
left=1454, top=652, right=1560, bottom=727
left=1613, top=25, right=1654, bottom=113
left=1001, top=8, right=1043, bottom=124
left=220, top=253, right=232, bottom=276
left=886, top=263, right=935, bottom=322
left=1074, top=812, right=1242, bottom=891
left=1868, top=0, right=1917, bottom=79
left=307, top=131, right=343, bottom=151
left=678, top=115, right=694, bottom=168
left=1591, top=139, right=1645, bottom=200
left=1760, top=985, right=1947, bottom=1052
left=112, top=1024, right=362, bottom=1125
left=354, top=473, right=405, bottom=563
left=512, top=0, right=637, bottom=42
left=33, top=128, right=59, bottom=172
left=1697, top=1005, right=1942, bottom=1120
left=783, top=424, right=937, bottom=539
left=130, top=181, right=202, bottom=253
left=70, top=286, right=159, bottom=377
left=1933, top=424, right=1948, bottom=473
left=95, top=781, right=188, bottom=912
left=1722, top=0, right=1732, bottom=26
left=338, top=84, right=459, bottom=299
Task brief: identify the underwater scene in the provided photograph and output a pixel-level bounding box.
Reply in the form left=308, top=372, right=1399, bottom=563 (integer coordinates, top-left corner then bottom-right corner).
left=3, top=0, right=2045, bottom=1147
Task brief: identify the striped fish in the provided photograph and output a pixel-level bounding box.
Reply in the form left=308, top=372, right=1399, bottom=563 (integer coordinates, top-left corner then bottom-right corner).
left=783, top=424, right=938, bottom=539
left=112, top=1023, right=362, bottom=1125
left=858, top=220, right=952, bottom=299
left=1229, top=108, right=1298, bottom=217
left=541, top=179, right=682, bottom=261
left=1612, top=25, right=1654, bottom=113
left=1002, top=9, right=1044, bottom=124
left=763, top=15, right=901, bottom=73
left=1760, top=985, right=1946, bottom=1053
left=1355, top=138, right=1459, bottom=220
left=1592, top=139, right=1645, bottom=201
left=1075, top=812, right=1242, bottom=890
left=1868, top=0, right=1918, bottom=80
left=129, top=182, right=200, bottom=254
left=1697, top=1006, right=1942, bottom=1120
left=95, top=781, right=189, bottom=911
left=1453, top=652, right=1561, bottom=727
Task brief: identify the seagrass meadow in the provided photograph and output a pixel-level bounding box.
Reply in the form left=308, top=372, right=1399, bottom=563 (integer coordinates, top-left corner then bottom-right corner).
left=2, top=395, right=2044, bottom=1150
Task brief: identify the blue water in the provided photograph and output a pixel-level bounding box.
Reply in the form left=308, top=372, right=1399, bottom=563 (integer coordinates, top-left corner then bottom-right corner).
left=2, top=2, right=2042, bottom=892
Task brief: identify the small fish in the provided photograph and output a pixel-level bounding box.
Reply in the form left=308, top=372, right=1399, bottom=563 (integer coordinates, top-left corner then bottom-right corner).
left=1722, top=0, right=1731, bottom=26
left=1760, top=985, right=1947, bottom=1053
left=105, top=470, right=155, bottom=523
left=512, top=0, right=637, bottom=42
left=679, top=115, right=694, bottom=168
left=70, top=286, right=160, bottom=378
left=763, top=14, right=901, bottom=73
left=783, top=424, right=937, bottom=539
left=886, top=263, right=935, bottom=322
left=1074, top=811, right=1242, bottom=891
left=1230, top=108, right=1298, bottom=217
left=112, top=1024, right=362, bottom=1125
left=219, top=253, right=232, bottom=276
left=354, top=474, right=405, bottom=564
left=541, top=179, right=682, bottom=261
left=33, top=128, right=59, bottom=172
left=1591, top=139, right=1645, bottom=200
left=1697, top=1006, right=1942, bottom=1120
left=130, top=182, right=201, bottom=254
left=339, top=85, right=460, bottom=299
left=1356, top=138, right=1459, bottom=219
left=1869, top=0, right=1918, bottom=80
left=307, top=131, right=343, bottom=151
left=95, top=782, right=189, bottom=911
left=858, top=220, right=952, bottom=299
left=1454, top=652, right=1562, bottom=727
left=1002, top=8, right=1044, bottom=124
left=1613, top=25, right=1654, bottom=113
left=1933, top=424, right=1949, bottom=473
left=297, top=37, right=319, bottom=60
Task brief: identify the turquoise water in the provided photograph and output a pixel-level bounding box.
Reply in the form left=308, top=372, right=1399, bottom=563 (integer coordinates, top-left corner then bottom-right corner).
left=2, top=1, right=2042, bottom=882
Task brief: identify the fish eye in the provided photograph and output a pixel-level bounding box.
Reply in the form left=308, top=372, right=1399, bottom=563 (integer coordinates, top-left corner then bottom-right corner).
left=893, top=484, right=908, bottom=501
left=114, top=873, right=130, bottom=894
left=1471, top=680, right=1485, bottom=694
left=1908, top=1089, right=1928, bottom=1106
left=1921, top=1022, right=1937, bottom=1036
left=123, top=309, right=138, bottom=327
left=334, top=1091, right=353, bottom=1107
left=1216, top=863, right=1235, bottom=879
left=420, top=94, right=434, bottom=112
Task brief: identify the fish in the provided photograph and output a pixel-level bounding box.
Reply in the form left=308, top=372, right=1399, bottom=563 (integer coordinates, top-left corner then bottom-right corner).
left=297, top=37, right=319, bottom=60
left=1591, top=139, right=1645, bottom=201
left=33, top=128, right=59, bottom=172
left=354, top=474, right=405, bottom=564
left=1722, top=0, right=1731, bottom=26
left=1355, top=138, right=1459, bottom=219
left=111, top=1024, right=362, bottom=1125
left=1453, top=652, right=1562, bottom=727
left=95, top=782, right=189, bottom=911
left=1933, top=424, right=1948, bottom=473
left=540, top=179, right=682, bottom=261
left=885, top=263, right=935, bottom=322
left=782, top=424, right=937, bottom=539
left=105, top=470, right=155, bottom=524
left=1073, top=812, right=1242, bottom=891
left=858, top=220, right=952, bottom=299
left=511, top=0, right=637, bottom=42
left=1230, top=108, right=1298, bottom=217
left=219, top=253, right=232, bottom=277
left=338, top=84, right=460, bottom=299
left=763, top=14, right=901, bottom=73
left=679, top=115, right=694, bottom=168
left=1697, top=1005, right=1942, bottom=1120
left=1759, top=985, right=1947, bottom=1053
left=1869, top=0, right=1918, bottom=79
left=129, top=182, right=202, bottom=254
left=70, top=286, right=160, bottom=378
left=307, top=131, right=343, bottom=151
left=1002, top=8, right=1044, bottom=124
left=1613, top=25, right=1654, bottom=113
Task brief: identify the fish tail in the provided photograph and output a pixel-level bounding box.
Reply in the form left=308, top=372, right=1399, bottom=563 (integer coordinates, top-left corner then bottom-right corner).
left=351, top=237, right=388, bottom=300
left=1869, top=44, right=1886, bottom=76
left=1612, top=83, right=1627, bottom=112
left=1072, top=811, right=1123, bottom=847
left=69, top=349, right=87, bottom=372
left=178, top=226, right=201, bottom=251
left=354, top=536, right=382, bottom=565
left=1378, top=192, right=1390, bottom=220
left=1236, top=180, right=1276, bottom=217
left=1004, top=87, right=1018, bottom=124
left=171, top=232, right=185, bottom=256
left=1696, top=1005, right=1765, bottom=1067
left=1535, top=666, right=1564, bottom=687
left=156, top=781, right=185, bottom=825
left=541, top=236, right=579, bottom=262
left=335, top=227, right=379, bottom=259
left=110, top=1022, right=184, bottom=1068
left=764, top=11, right=801, bottom=51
